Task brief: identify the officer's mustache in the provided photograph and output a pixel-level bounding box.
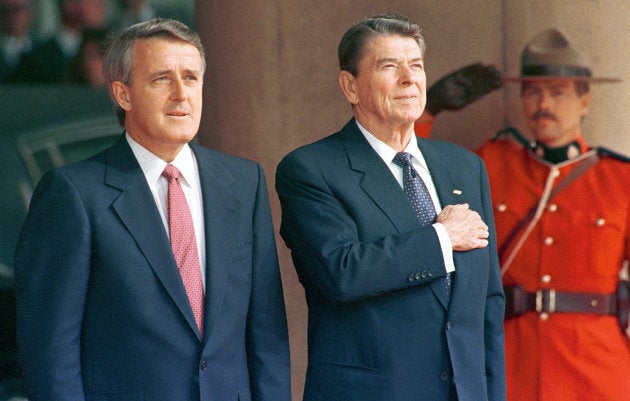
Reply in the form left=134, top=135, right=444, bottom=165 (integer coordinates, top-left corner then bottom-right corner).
left=531, top=110, right=557, bottom=121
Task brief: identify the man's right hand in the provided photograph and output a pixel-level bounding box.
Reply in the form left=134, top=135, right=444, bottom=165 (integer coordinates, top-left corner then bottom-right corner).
left=436, top=203, right=489, bottom=251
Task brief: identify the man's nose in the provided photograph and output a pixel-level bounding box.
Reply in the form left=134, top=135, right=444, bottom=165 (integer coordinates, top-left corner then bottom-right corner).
left=399, top=65, right=419, bottom=85
left=537, top=91, right=552, bottom=108
left=171, top=78, right=188, bottom=101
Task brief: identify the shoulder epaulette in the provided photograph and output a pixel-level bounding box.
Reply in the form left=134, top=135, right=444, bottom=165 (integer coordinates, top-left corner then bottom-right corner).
left=596, top=146, right=630, bottom=163
left=492, top=126, right=534, bottom=149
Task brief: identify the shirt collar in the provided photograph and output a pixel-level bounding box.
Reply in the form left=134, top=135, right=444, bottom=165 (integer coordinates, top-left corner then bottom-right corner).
left=355, top=120, right=428, bottom=170
left=125, top=133, right=197, bottom=187
left=532, top=136, right=589, bottom=164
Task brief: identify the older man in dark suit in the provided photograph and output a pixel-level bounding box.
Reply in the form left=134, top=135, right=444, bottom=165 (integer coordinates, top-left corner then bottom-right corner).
left=14, top=19, right=290, bottom=401
left=276, top=13, right=505, bottom=401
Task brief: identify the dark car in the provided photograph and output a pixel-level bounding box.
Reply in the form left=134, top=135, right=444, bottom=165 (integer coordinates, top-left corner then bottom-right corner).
left=0, top=85, right=120, bottom=400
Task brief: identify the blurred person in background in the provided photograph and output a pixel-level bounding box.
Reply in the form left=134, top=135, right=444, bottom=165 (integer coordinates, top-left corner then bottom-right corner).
left=65, top=28, right=108, bottom=87
left=0, top=0, right=33, bottom=82
left=116, top=0, right=156, bottom=29
left=11, top=0, right=109, bottom=83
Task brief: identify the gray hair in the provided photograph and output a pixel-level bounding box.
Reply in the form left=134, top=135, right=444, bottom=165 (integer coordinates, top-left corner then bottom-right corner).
left=338, top=13, right=425, bottom=77
left=103, top=18, right=206, bottom=126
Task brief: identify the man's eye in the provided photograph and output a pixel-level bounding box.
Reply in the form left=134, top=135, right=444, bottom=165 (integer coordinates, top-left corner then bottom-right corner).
left=524, top=90, right=538, bottom=97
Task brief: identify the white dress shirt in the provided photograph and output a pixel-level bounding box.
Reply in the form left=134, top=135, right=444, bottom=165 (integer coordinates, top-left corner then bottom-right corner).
left=356, top=121, right=455, bottom=273
left=126, top=134, right=207, bottom=288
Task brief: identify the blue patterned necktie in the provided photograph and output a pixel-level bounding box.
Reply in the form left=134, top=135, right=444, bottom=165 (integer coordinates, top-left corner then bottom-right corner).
left=392, top=152, right=451, bottom=299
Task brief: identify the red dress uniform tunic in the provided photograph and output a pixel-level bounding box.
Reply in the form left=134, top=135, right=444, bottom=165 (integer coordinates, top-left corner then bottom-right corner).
left=477, top=136, right=630, bottom=401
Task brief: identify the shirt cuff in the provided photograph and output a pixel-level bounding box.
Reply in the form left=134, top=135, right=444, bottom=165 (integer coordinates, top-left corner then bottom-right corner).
left=433, top=223, right=455, bottom=273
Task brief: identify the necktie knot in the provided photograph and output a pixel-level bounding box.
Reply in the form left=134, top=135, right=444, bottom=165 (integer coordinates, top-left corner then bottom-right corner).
left=392, top=152, right=413, bottom=168
left=162, top=164, right=180, bottom=181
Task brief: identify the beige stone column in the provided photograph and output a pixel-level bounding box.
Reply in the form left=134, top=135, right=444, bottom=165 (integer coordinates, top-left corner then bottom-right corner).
left=194, top=3, right=313, bottom=399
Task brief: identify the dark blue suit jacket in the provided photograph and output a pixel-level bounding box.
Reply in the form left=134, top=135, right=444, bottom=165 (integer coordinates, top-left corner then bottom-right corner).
left=276, top=119, right=505, bottom=401
left=14, top=135, right=290, bottom=401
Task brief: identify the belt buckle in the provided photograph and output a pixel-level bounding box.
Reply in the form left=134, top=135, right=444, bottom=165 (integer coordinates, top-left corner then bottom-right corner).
left=535, top=289, right=556, bottom=314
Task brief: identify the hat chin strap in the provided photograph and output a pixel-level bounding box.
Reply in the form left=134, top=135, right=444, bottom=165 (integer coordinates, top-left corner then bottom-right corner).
left=522, top=65, right=592, bottom=78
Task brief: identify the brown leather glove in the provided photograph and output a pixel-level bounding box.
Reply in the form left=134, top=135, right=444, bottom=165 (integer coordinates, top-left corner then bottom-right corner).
left=425, top=63, right=502, bottom=116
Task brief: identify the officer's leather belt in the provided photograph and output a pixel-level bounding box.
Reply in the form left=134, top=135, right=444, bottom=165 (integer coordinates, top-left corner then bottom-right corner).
left=530, top=289, right=617, bottom=314
left=504, top=285, right=617, bottom=318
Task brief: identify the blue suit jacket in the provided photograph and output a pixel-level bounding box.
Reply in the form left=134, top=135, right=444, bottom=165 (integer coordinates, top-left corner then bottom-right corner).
left=276, top=119, right=505, bottom=401
left=14, top=135, right=291, bottom=401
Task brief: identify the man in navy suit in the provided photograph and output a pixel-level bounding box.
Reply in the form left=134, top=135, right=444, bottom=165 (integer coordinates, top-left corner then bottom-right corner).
left=14, top=19, right=290, bottom=401
left=276, top=14, right=505, bottom=401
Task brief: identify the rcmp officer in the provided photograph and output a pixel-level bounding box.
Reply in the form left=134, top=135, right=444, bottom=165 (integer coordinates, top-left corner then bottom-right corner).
left=417, top=29, right=630, bottom=401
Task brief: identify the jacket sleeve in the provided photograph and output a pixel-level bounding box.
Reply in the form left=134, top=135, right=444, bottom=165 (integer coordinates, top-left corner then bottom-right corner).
left=14, top=170, right=89, bottom=401
left=275, top=151, right=448, bottom=305
left=479, top=159, right=507, bottom=401
left=246, top=164, right=291, bottom=401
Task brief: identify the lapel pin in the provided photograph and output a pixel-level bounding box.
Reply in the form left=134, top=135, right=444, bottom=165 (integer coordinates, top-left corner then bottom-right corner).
left=452, top=189, right=462, bottom=195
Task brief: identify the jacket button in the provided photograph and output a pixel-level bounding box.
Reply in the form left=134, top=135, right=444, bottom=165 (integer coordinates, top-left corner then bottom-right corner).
left=408, top=274, right=415, bottom=282
left=200, top=360, right=208, bottom=370
left=548, top=204, right=558, bottom=212
left=415, top=272, right=422, bottom=280
left=544, top=237, right=554, bottom=245
left=440, top=372, right=449, bottom=381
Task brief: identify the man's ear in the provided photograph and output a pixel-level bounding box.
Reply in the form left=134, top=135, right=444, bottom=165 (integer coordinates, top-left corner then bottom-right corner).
left=339, top=70, right=359, bottom=105
left=111, top=81, right=132, bottom=111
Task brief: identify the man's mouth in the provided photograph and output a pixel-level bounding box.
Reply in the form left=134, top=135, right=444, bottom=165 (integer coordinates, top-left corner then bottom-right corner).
left=167, top=111, right=189, bottom=117
left=532, top=111, right=556, bottom=121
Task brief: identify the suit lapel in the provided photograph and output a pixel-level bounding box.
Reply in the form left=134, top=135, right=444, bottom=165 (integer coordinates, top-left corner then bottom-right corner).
left=417, top=138, right=467, bottom=207
left=190, top=144, right=236, bottom=344
left=418, top=138, right=474, bottom=309
left=340, top=120, right=420, bottom=234
left=105, top=136, right=201, bottom=339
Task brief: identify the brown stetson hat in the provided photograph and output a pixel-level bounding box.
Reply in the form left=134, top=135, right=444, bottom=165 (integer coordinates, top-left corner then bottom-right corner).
left=504, top=28, right=620, bottom=83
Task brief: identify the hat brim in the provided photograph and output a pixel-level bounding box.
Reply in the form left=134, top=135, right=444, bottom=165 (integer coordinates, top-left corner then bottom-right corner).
left=503, top=76, right=621, bottom=83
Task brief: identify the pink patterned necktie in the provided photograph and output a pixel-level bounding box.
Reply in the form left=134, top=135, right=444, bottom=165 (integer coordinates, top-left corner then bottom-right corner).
left=162, top=164, right=205, bottom=336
